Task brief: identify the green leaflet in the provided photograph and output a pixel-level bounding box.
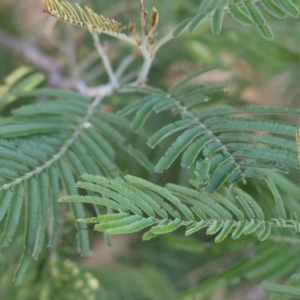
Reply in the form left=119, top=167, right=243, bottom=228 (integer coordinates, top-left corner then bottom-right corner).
left=235, top=195, right=256, bottom=220
left=14, top=178, right=39, bottom=284
left=244, top=0, right=274, bottom=40
left=244, top=0, right=267, bottom=26
left=207, top=220, right=223, bottom=235
left=211, top=8, right=224, bottom=35
left=206, top=117, right=298, bottom=136
left=105, top=217, right=157, bottom=235
left=32, top=173, right=49, bottom=259
left=258, top=221, right=271, bottom=241
left=117, top=96, right=150, bottom=117
left=0, top=189, right=11, bottom=221
left=109, top=180, right=156, bottom=218
left=71, top=142, right=104, bottom=176
left=243, top=219, right=261, bottom=234
left=150, top=219, right=183, bottom=234
left=207, top=160, right=237, bottom=192
left=197, top=106, right=234, bottom=119
left=115, top=181, right=166, bottom=218
left=191, top=206, right=208, bottom=221
left=231, top=221, right=247, bottom=239
left=181, top=135, right=214, bottom=167
left=187, top=13, right=207, bottom=33
left=85, top=128, right=116, bottom=160
left=153, top=99, right=176, bottom=113
left=264, top=284, right=300, bottom=297
left=265, top=177, right=287, bottom=219
left=13, top=99, right=87, bottom=116
left=288, top=220, right=300, bottom=233
left=194, top=160, right=210, bottom=184
left=215, top=220, right=234, bottom=242
left=91, top=118, right=125, bottom=143
left=0, top=185, right=24, bottom=247
left=277, top=0, right=299, bottom=17
left=240, top=105, right=300, bottom=115
left=125, top=175, right=194, bottom=220
left=260, top=0, right=286, bottom=18
left=24, top=178, right=39, bottom=248
left=137, top=186, right=181, bottom=219
left=147, top=119, right=199, bottom=148
left=83, top=213, right=129, bottom=223
left=232, top=187, right=265, bottom=220
left=0, top=122, right=70, bottom=138
left=155, top=126, right=205, bottom=173
left=57, top=159, right=89, bottom=256
left=228, top=4, right=252, bottom=26
left=60, top=195, right=127, bottom=211
left=218, top=132, right=297, bottom=152
left=0, top=168, right=19, bottom=180
left=13, top=253, right=31, bottom=286
left=47, top=166, right=60, bottom=248
left=256, top=23, right=273, bottom=40
left=131, top=95, right=164, bottom=131
left=79, top=135, right=119, bottom=177
left=172, top=17, right=193, bottom=37
left=8, top=87, right=88, bottom=100
left=94, top=215, right=143, bottom=231
left=185, top=220, right=208, bottom=235
left=198, top=0, right=210, bottom=13
left=75, top=181, right=143, bottom=215
left=212, top=193, right=245, bottom=220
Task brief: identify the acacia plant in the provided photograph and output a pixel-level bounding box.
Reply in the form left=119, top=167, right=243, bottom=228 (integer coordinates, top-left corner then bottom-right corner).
left=1, top=0, right=300, bottom=299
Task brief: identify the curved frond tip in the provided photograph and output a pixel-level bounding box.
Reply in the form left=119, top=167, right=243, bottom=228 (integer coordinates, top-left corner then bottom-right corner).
left=42, top=0, right=125, bottom=34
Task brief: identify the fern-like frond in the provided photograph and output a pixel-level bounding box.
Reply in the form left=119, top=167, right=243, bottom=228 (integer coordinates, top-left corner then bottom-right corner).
left=118, top=68, right=299, bottom=192
left=173, top=0, right=299, bottom=40
left=59, top=174, right=300, bottom=243
left=0, top=87, right=153, bottom=284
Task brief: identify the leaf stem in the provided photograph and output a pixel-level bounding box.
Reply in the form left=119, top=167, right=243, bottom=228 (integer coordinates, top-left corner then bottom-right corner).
left=93, top=33, right=119, bottom=90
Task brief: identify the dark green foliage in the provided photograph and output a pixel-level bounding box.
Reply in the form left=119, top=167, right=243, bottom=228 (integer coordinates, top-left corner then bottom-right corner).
left=173, top=0, right=299, bottom=39
left=1, top=0, right=300, bottom=298
left=118, top=69, right=299, bottom=193
left=0, top=88, right=151, bottom=284
left=60, top=174, right=300, bottom=244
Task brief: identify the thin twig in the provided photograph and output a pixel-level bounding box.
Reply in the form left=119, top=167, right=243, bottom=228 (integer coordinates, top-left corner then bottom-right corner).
left=93, top=32, right=119, bottom=90
left=135, top=45, right=153, bottom=85
left=0, top=28, right=88, bottom=94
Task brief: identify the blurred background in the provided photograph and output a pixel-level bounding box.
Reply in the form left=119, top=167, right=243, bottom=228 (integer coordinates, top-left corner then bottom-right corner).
left=1, top=0, right=300, bottom=299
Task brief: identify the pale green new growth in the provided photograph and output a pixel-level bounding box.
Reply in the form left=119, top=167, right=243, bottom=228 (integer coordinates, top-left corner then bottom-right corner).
left=42, top=0, right=125, bottom=34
